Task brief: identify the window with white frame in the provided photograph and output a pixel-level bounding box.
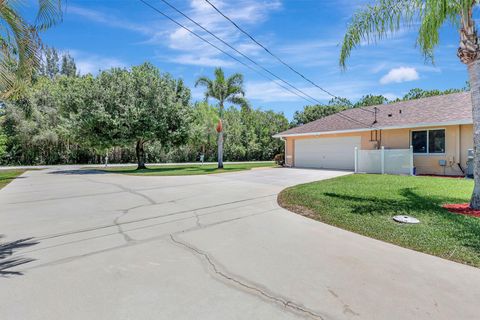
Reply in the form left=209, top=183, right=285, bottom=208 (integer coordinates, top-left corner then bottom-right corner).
left=411, top=129, right=445, bottom=154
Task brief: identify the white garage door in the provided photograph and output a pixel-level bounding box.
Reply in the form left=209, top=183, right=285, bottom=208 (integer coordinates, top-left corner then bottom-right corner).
left=295, top=136, right=361, bottom=170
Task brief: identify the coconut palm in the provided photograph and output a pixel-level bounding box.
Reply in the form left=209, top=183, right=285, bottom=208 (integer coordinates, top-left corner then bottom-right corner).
left=340, top=0, right=480, bottom=209
left=0, top=0, right=62, bottom=98
left=195, top=67, right=248, bottom=169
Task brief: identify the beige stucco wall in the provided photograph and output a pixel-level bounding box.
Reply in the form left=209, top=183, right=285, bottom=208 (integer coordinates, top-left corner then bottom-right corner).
left=284, top=124, right=473, bottom=176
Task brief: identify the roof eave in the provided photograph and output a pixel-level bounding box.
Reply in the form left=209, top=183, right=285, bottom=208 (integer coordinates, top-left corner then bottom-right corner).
left=273, top=119, right=473, bottom=138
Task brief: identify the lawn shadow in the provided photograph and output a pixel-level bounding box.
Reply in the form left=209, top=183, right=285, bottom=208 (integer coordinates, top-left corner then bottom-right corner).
left=324, top=188, right=480, bottom=254
left=0, top=236, right=38, bottom=277
left=324, top=188, right=465, bottom=216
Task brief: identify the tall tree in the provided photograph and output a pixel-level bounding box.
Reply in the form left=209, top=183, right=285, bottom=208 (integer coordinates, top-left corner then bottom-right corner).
left=354, top=94, right=388, bottom=107
left=291, top=105, right=344, bottom=127
left=195, top=67, right=247, bottom=168
left=0, top=0, right=62, bottom=98
left=60, top=53, right=76, bottom=77
left=43, top=47, right=60, bottom=79
left=400, top=87, right=465, bottom=101
left=339, top=0, right=480, bottom=209
left=74, top=63, right=191, bottom=169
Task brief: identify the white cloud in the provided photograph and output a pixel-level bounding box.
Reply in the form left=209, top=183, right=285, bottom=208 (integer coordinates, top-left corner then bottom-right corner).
left=246, top=81, right=317, bottom=103
left=66, top=50, right=126, bottom=75
left=244, top=79, right=376, bottom=103
left=67, top=6, right=151, bottom=35
left=68, top=1, right=282, bottom=68
left=159, top=0, right=282, bottom=67
left=380, top=67, right=419, bottom=84
left=168, top=54, right=234, bottom=67
left=276, top=40, right=339, bottom=67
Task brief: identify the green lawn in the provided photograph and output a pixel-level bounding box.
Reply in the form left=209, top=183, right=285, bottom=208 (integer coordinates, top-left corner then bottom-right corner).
left=278, top=174, right=480, bottom=267
left=102, top=162, right=277, bottom=176
left=0, top=170, right=25, bottom=190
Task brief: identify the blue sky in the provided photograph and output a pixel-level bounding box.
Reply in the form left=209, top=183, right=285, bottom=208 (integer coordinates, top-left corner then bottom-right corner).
left=38, top=0, right=468, bottom=119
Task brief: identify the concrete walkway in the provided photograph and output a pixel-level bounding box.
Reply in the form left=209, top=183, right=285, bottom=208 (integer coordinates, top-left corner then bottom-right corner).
left=0, top=167, right=479, bottom=320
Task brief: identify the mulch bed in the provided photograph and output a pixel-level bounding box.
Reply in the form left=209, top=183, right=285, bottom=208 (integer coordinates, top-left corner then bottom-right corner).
left=418, top=174, right=465, bottom=179
left=443, top=203, right=480, bottom=218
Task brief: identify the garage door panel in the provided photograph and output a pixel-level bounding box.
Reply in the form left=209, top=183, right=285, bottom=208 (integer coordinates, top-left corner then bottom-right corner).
left=295, top=136, right=360, bottom=170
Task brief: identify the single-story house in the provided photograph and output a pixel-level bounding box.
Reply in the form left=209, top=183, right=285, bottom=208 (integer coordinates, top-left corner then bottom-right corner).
left=274, top=92, right=473, bottom=176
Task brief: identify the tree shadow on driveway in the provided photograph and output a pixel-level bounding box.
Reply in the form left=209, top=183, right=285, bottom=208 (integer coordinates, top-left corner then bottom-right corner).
left=48, top=169, right=108, bottom=175
left=0, top=237, right=39, bottom=277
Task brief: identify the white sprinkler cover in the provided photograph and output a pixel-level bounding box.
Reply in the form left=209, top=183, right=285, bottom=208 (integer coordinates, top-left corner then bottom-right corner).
left=393, top=215, right=420, bottom=224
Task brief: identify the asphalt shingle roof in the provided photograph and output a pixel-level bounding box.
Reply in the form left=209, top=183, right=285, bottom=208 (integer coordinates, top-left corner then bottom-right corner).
left=276, top=92, right=473, bottom=137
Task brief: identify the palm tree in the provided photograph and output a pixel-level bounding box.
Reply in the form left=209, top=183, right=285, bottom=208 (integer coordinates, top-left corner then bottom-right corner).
left=0, top=0, right=62, bottom=98
left=340, top=0, right=480, bottom=209
left=195, top=67, right=248, bottom=169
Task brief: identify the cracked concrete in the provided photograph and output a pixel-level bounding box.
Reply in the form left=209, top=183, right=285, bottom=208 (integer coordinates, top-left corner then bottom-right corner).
left=170, top=234, right=326, bottom=320
left=0, top=167, right=479, bottom=320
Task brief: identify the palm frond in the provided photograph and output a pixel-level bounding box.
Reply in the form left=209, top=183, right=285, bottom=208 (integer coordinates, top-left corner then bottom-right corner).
left=226, top=84, right=244, bottom=97
left=196, top=67, right=246, bottom=111
left=339, top=0, right=479, bottom=67
left=213, top=67, right=225, bottom=84
left=417, top=0, right=471, bottom=60
left=195, top=76, right=215, bottom=101
left=0, top=0, right=62, bottom=98
left=226, top=72, right=243, bottom=87
left=227, top=95, right=248, bottom=108
left=339, top=0, right=422, bottom=68
left=194, top=76, right=212, bottom=88
left=35, top=0, right=63, bottom=31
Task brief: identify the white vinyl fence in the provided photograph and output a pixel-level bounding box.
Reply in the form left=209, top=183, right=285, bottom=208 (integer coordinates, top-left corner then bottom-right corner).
left=354, top=146, right=413, bottom=175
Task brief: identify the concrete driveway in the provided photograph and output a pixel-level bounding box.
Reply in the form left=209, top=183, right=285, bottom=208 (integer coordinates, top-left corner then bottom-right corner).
left=0, top=167, right=479, bottom=320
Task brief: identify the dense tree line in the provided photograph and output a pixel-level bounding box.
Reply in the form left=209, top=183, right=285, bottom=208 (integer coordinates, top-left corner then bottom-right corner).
left=0, top=54, right=288, bottom=166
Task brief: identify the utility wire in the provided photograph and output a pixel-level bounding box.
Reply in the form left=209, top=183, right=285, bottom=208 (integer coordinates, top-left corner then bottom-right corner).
left=138, top=0, right=318, bottom=106
left=158, top=0, right=324, bottom=106
left=139, top=0, right=372, bottom=128
left=202, top=0, right=374, bottom=126
left=203, top=0, right=339, bottom=99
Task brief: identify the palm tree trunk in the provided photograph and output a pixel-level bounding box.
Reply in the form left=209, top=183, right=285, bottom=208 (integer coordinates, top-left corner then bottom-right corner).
left=468, top=59, right=480, bottom=209
left=136, top=139, right=147, bottom=170
left=218, top=102, right=224, bottom=169
left=217, top=131, right=224, bottom=169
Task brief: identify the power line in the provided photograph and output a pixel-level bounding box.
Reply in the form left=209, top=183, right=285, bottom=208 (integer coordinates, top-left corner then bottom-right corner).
left=158, top=0, right=324, bottom=106
left=138, top=0, right=318, bottom=106
left=203, top=0, right=339, bottom=99
left=202, top=0, right=374, bottom=127
left=138, top=0, right=372, bottom=128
